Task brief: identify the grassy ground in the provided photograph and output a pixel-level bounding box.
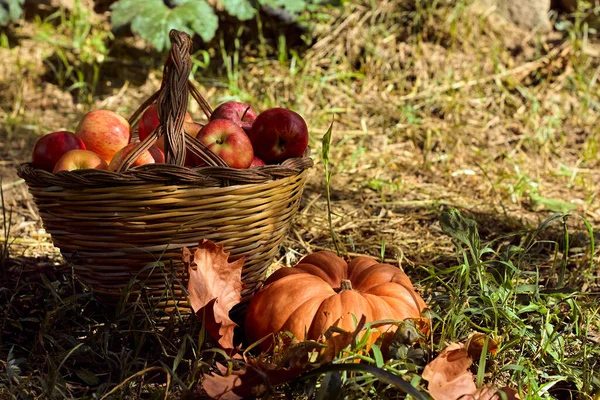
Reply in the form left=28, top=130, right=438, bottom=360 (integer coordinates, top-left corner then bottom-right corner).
left=1, top=1, right=599, bottom=399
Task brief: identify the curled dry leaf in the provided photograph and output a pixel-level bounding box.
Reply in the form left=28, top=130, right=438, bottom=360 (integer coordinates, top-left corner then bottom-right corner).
left=422, top=342, right=476, bottom=400
left=202, top=318, right=369, bottom=400
left=183, top=239, right=245, bottom=351
left=202, top=348, right=317, bottom=400
left=201, top=363, right=260, bottom=400
left=423, top=340, right=519, bottom=400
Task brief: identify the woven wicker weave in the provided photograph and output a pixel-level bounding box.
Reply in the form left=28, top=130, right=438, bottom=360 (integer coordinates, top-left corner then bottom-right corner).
left=17, top=30, right=313, bottom=310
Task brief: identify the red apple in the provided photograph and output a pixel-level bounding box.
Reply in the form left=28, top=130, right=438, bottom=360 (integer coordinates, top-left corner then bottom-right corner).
left=108, top=143, right=156, bottom=172
left=248, top=108, right=308, bottom=164
left=148, top=145, right=165, bottom=163
left=76, top=110, right=131, bottom=163
left=210, top=101, right=257, bottom=134
left=53, top=150, right=108, bottom=173
left=196, top=120, right=253, bottom=169
left=31, top=131, right=86, bottom=172
left=138, top=104, right=193, bottom=144
left=182, top=122, right=205, bottom=167
left=249, top=156, right=265, bottom=168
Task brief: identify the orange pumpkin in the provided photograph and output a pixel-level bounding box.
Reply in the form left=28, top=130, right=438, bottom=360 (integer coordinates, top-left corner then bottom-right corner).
left=245, top=251, right=428, bottom=348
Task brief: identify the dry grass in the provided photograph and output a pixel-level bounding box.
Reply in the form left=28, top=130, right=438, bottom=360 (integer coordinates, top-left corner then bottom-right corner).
left=1, top=0, right=599, bottom=398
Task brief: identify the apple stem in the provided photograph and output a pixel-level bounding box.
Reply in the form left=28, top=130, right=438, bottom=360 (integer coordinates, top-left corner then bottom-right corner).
left=240, top=106, right=251, bottom=121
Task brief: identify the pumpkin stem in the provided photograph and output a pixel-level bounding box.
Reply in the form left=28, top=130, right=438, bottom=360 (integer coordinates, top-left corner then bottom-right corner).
left=337, top=279, right=353, bottom=292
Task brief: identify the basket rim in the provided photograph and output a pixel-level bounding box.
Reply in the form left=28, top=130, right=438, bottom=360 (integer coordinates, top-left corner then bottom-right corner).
left=17, top=154, right=313, bottom=189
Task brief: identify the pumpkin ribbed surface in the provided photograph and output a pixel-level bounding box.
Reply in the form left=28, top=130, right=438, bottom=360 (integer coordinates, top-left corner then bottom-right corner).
left=245, top=251, right=428, bottom=345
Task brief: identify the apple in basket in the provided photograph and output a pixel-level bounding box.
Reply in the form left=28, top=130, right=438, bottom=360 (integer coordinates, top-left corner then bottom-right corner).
left=137, top=104, right=194, bottom=147
left=196, top=119, right=254, bottom=169
left=249, top=156, right=265, bottom=168
left=108, top=143, right=156, bottom=172
left=76, top=110, right=131, bottom=163
left=149, top=145, right=165, bottom=163
left=183, top=122, right=205, bottom=167
left=248, top=108, right=308, bottom=164
left=31, top=130, right=86, bottom=172
left=53, top=149, right=109, bottom=173
left=209, top=101, right=258, bottom=134
left=184, top=121, right=204, bottom=139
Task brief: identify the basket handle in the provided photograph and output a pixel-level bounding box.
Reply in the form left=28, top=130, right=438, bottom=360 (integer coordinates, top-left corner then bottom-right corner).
left=117, top=30, right=228, bottom=172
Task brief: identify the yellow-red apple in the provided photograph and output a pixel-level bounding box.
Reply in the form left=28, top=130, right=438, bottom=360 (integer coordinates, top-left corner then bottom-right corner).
left=108, top=143, right=156, bottom=172
left=196, top=120, right=253, bottom=169
left=53, top=150, right=108, bottom=173
left=76, top=110, right=131, bottom=163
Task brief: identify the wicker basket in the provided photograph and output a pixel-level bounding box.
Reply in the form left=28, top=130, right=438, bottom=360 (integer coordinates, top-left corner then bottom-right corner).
left=17, top=30, right=313, bottom=312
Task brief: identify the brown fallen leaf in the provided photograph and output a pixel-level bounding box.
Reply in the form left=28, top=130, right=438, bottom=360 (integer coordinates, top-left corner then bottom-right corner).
left=183, top=239, right=245, bottom=351
left=203, top=325, right=347, bottom=400
left=423, top=340, right=520, bottom=400
left=201, top=364, right=258, bottom=400
left=202, top=354, right=313, bottom=399
left=422, top=342, right=476, bottom=400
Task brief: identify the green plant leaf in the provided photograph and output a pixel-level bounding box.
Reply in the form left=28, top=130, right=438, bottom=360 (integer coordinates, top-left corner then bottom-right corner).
left=371, top=343, right=384, bottom=368
left=111, top=0, right=218, bottom=51
left=220, top=0, right=256, bottom=20
left=110, top=0, right=143, bottom=29
left=176, top=0, right=219, bottom=42
left=529, top=193, right=577, bottom=214
left=321, top=120, right=332, bottom=164
left=0, top=0, right=24, bottom=26
left=440, top=208, right=479, bottom=248
left=259, top=0, right=307, bottom=14
left=321, top=119, right=340, bottom=255
left=301, top=363, right=429, bottom=400
left=75, top=369, right=99, bottom=386
left=440, top=208, right=481, bottom=263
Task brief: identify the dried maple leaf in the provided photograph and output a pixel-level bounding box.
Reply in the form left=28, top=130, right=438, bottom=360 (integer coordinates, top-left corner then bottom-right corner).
left=183, top=239, right=245, bottom=351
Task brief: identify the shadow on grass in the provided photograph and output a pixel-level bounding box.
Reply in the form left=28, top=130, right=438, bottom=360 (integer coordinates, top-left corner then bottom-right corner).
left=0, top=254, right=209, bottom=399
